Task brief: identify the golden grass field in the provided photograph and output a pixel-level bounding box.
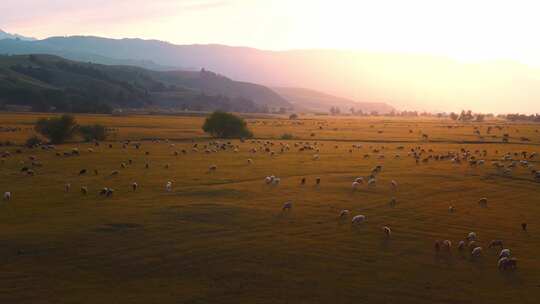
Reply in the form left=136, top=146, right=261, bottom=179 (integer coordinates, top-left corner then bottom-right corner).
left=0, top=112, right=539, bottom=303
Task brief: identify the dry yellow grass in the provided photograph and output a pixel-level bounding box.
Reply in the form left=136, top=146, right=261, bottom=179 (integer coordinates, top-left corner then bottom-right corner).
left=0, top=112, right=539, bottom=303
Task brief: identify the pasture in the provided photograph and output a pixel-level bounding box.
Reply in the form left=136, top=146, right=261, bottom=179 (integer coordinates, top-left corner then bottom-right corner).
left=1, top=113, right=540, bottom=303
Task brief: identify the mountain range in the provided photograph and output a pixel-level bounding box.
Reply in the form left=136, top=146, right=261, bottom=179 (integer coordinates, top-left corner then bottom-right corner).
left=0, top=33, right=397, bottom=114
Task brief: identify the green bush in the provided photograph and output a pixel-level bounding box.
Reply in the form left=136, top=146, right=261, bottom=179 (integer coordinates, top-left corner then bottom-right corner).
left=202, top=111, right=253, bottom=138
left=79, top=124, right=107, bottom=142
left=25, top=135, right=42, bottom=148
left=35, top=114, right=78, bottom=144
left=280, top=133, right=294, bottom=140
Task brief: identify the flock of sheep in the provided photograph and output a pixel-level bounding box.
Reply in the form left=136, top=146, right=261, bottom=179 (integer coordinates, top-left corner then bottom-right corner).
left=2, top=134, right=538, bottom=273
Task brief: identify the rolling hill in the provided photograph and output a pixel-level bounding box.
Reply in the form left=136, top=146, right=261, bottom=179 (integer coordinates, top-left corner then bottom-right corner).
left=0, top=54, right=290, bottom=113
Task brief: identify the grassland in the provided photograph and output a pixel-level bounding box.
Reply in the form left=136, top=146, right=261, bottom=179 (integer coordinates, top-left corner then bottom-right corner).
left=0, top=112, right=539, bottom=303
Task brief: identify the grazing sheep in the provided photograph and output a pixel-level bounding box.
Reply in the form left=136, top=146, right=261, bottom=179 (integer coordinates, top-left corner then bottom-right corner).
left=65, top=183, right=71, bottom=193
left=391, top=180, right=398, bottom=190
left=467, top=232, right=477, bottom=241
left=132, top=182, right=138, bottom=192
left=3, top=191, right=11, bottom=201
left=352, top=181, right=360, bottom=190
left=471, top=247, right=483, bottom=257
left=442, top=240, right=452, bottom=250
left=247, top=159, right=253, bottom=165
left=272, top=177, right=281, bottom=185
left=488, top=240, right=504, bottom=249
left=457, top=240, right=466, bottom=251
left=355, top=177, right=364, bottom=184
left=339, top=210, right=350, bottom=218
left=282, top=201, right=293, bottom=211
left=99, top=188, right=108, bottom=196
left=382, top=226, right=391, bottom=237
left=265, top=176, right=273, bottom=184
left=478, top=197, right=488, bottom=207
left=352, top=215, right=366, bottom=224
left=110, top=170, right=119, bottom=176
left=166, top=181, right=173, bottom=192
left=499, top=248, right=511, bottom=259
left=368, top=178, right=376, bottom=187
left=99, top=187, right=114, bottom=197
left=498, top=257, right=510, bottom=270
left=80, top=186, right=88, bottom=195
left=79, top=169, right=87, bottom=176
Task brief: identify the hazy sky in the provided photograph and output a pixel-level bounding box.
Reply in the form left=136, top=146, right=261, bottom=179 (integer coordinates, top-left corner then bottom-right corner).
left=2, top=0, right=540, bottom=66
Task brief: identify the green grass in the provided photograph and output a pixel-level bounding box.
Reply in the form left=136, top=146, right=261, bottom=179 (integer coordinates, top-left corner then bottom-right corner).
left=0, top=113, right=539, bottom=303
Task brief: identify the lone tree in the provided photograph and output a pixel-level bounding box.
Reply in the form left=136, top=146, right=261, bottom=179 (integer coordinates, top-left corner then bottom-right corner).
left=79, top=124, right=107, bottom=142
left=35, top=114, right=78, bottom=144
left=202, top=111, right=253, bottom=138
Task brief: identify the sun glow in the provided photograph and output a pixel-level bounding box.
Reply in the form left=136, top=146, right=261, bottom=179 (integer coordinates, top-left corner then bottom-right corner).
left=3, top=0, right=540, bottom=65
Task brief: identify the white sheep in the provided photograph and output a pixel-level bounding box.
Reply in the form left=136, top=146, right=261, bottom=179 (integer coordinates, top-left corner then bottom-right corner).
left=382, top=226, right=391, bottom=237
left=209, top=165, right=217, bottom=172
left=354, top=177, right=364, bottom=184
left=471, top=246, right=483, bottom=257
left=132, top=182, right=138, bottom=192
left=391, top=180, right=398, bottom=190
left=499, top=248, right=511, bottom=259
left=339, top=210, right=350, bottom=218
left=368, top=178, right=376, bottom=187
left=352, top=181, right=360, bottom=190
left=352, top=215, right=366, bottom=224
left=442, top=240, right=452, bottom=250
left=3, top=191, right=11, bottom=201
left=457, top=240, right=465, bottom=251
left=165, top=181, right=172, bottom=192
left=448, top=206, right=455, bottom=213
left=498, top=257, right=509, bottom=269
left=247, top=159, right=253, bottom=165
left=467, top=232, right=477, bottom=241
left=478, top=197, right=488, bottom=207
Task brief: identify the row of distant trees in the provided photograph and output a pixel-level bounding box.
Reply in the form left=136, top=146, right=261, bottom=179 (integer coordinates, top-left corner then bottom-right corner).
left=327, top=106, right=540, bottom=122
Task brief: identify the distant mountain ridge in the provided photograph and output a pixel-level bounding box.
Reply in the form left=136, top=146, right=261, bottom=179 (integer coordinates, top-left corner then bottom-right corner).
left=0, top=29, right=36, bottom=41
left=273, top=87, right=394, bottom=114
left=4, top=34, right=539, bottom=113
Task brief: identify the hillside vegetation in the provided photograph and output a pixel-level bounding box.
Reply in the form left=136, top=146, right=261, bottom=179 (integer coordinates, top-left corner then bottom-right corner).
left=0, top=54, right=289, bottom=113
